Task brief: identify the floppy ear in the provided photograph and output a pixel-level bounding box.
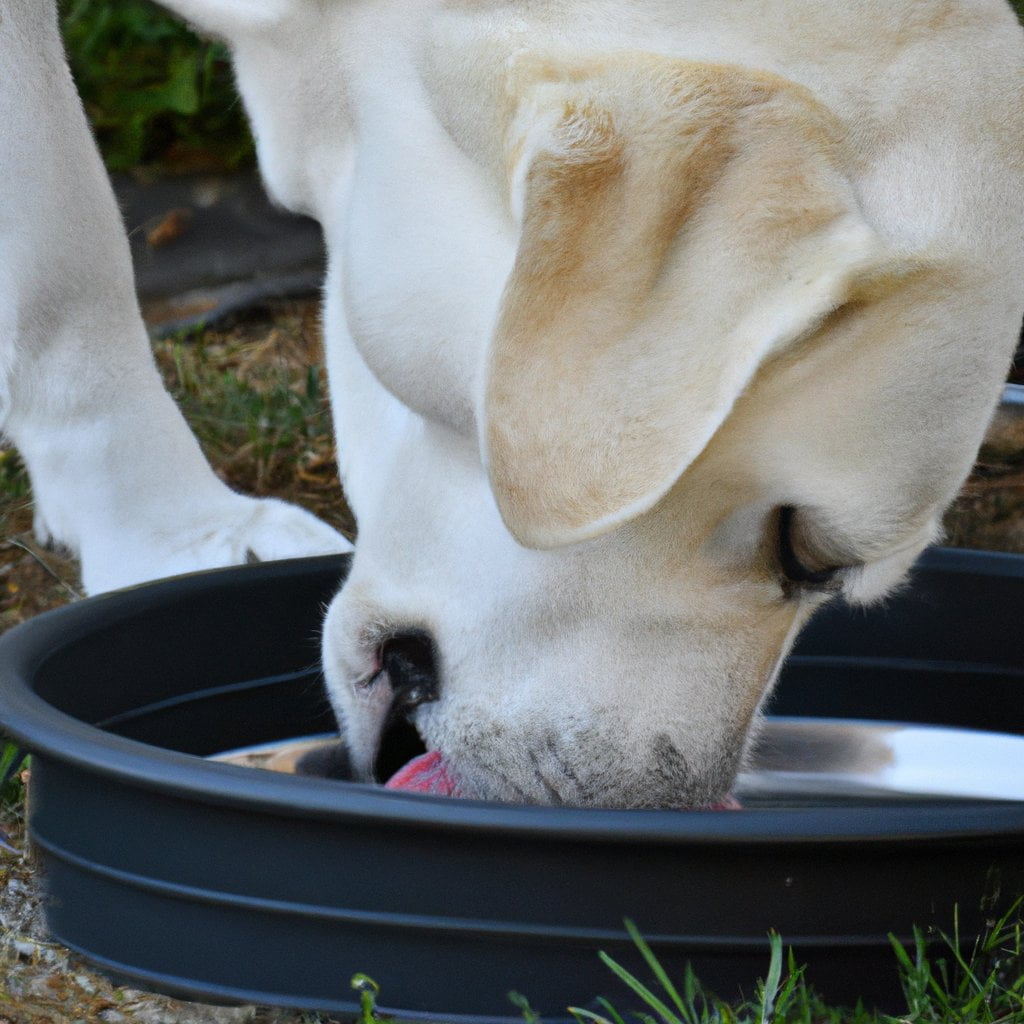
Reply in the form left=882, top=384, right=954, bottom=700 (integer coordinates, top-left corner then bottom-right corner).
left=154, top=0, right=288, bottom=36
left=484, top=57, right=904, bottom=549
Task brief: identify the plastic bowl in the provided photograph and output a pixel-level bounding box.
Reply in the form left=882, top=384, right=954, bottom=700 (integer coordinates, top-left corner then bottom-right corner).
left=1, top=548, right=1023, bottom=1020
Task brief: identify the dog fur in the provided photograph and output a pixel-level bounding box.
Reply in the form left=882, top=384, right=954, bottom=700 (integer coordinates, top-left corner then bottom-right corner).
left=4, top=0, right=1023, bottom=806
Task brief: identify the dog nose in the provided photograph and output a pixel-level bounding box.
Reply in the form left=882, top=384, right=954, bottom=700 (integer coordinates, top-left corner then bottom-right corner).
left=380, top=631, right=439, bottom=710
left=372, top=631, right=438, bottom=783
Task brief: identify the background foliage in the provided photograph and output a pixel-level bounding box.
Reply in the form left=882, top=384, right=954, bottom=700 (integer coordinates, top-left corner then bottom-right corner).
left=59, top=0, right=254, bottom=172
left=61, top=0, right=1024, bottom=173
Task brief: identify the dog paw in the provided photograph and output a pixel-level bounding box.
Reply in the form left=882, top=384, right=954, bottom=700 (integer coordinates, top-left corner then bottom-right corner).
left=220, top=495, right=354, bottom=565
left=80, top=495, right=353, bottom=594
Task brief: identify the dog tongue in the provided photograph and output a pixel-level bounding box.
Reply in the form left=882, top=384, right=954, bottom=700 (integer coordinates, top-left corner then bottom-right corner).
left=384, top=750, right=741, bottom=808
left=706, top=794, right=743, bottom=811
left=385, top=750, right=461, bottom=796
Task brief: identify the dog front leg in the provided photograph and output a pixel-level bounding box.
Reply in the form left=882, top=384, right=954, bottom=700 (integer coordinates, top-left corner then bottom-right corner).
left=4, top=336, right=350, bottom=594
left=0, top=0, right=350, bottom=594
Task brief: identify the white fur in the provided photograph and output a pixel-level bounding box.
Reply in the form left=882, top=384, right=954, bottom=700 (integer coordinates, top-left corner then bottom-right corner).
left=0, top=1, right=351, bottom=596
left=13, top=0, right=1024, bottom=806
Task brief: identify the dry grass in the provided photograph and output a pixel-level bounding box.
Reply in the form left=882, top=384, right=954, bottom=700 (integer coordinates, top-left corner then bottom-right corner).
left=151, top=299, right=354, bottom=537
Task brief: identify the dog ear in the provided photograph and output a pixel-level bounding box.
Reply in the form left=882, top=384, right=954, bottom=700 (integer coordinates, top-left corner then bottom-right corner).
left=154, top=0, right=288, bottom=36
left=483, top=57, right=905, bottom=549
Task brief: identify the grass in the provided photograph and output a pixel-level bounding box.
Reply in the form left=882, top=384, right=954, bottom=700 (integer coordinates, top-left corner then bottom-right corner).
left=149, top=304, right=352, bottom=535
left=0, top=743, right=25, bottom=809
left=345, top=911, right=1024, bottom=1024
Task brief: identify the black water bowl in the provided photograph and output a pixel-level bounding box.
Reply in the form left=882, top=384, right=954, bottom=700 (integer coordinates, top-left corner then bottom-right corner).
left=1, top=548, right=1023, bottom=1021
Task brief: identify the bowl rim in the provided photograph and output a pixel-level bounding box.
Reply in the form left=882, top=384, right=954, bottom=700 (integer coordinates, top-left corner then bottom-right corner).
left=2, top=550, right=1024, bottom=846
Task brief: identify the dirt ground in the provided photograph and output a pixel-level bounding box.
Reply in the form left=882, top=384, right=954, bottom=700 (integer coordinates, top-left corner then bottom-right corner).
left=2, top=302, right=1024, bottom=1022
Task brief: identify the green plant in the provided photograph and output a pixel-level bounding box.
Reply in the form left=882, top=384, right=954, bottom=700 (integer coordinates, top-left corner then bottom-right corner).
left=157, top=337, right=334, bottom=495
left=890, top=900, right=1024, bottom=1022
left=352, top=973, right=381, bottom=1024
left=59, top=0, right=253, bottom=171
left=501, top=909, right=1024, bottom=1024
left=567, top=922, right=828, bottom=1024
left=0, top=448, right=29, bottom=503
left=150, top=305, right=354, bottom=536
left=0, top=742, right=27, bottom=809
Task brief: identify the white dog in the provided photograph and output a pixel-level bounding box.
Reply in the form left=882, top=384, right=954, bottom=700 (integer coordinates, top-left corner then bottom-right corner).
left=4, top=1, right=1023, bottom=807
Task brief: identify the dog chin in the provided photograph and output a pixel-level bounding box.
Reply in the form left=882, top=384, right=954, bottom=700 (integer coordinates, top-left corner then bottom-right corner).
left=385, top=718, right=744, bottom=810
left=386, top=748, right=741, bottom=809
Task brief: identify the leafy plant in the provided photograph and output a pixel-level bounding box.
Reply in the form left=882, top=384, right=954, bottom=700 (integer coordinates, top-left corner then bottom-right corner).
left=0, top=742, right=27, bottom=809
left=59, top=0, right=253, bottom=171
left=0, top=448, right=29, bottom=503
left=351, top=973, right=381, bottom=1024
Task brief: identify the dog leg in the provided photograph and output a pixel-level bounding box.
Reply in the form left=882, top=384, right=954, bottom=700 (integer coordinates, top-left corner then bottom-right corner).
left=0, top=1, right=350, bottom=594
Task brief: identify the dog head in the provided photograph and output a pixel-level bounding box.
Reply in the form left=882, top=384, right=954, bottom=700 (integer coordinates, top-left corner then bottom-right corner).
left=161, top=1, right=1023, bottom=806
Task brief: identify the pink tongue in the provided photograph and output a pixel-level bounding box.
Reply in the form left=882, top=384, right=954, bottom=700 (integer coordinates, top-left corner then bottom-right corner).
left=706, top=794, right=743, bottom=811
left=385, top=750, right=741, bottom=809
left=385, top=750, right=461, bottom=796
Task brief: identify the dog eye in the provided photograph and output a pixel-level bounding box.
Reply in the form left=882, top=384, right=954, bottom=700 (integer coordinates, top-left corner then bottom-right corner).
left=776, top=506, right=842, bottom=591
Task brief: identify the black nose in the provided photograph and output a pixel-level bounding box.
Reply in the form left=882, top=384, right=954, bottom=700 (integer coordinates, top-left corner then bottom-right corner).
left=380, top=631, right=439, bottom=710
left=373, top=632, right=437, bottom=784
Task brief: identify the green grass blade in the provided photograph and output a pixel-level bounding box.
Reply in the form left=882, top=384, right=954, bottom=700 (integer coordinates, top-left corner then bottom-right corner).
left=569, top=1007, right=615, bottom=1024
left=890, top=929, right=930, bottom=1018
left=594, top=995, right=629, bottom=1024
left=623, top=919, right=695, bottom=1024
left=757, top=931, right=784, bottom=1024
left=350, top=973, right=379, bottom=1024
left=598, top=950, right=683, bottom=1024
left=508, top=990, right=541, bottom=1023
